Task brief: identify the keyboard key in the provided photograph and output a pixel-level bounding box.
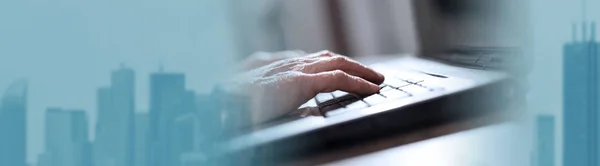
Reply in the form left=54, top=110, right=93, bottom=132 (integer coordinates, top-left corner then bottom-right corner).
left=380, top=86, right=394, bottom=92
left=399, top=85, right=430, bottom=96
left=325, top=100, right=369, bottom=117
left=337, top=94, right=362, bottom=104
left=315, top=93, right=335, bottom=103
left=338, top=96, right=361, bottom=104
left=362, top=94, right=388, bottom=105
left=331, top=90, right=349, bottom=98
left=298, top=98, right=317, bottom=109
left=416, top=82, right=445, bottom=91
left=343, top=100, right=369, bottom=110
left=380, top=89, right=410, bottom=99
left=325, top=108, right=348, bottom=117
left=319, top=103, right=343, bottom=116
left=383, top=78, right=410, bottom=88
left=403, top=78, right=424, bottom=84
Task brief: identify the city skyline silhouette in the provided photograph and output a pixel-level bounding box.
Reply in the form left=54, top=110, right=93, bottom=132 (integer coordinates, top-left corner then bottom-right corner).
left=527, top=0, right=600, bottom=165
left=0, top=0, right=238, bottom=163
left=0, top=64, right=224, bottom=166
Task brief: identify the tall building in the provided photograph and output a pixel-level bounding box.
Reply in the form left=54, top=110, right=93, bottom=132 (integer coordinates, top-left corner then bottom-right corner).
left=94, top=65, right=136, bottom=166
left=149, top=71, right=195, bottom=166
left=172, top=113, right=197, bottom=166
left=93, top=87, right=114, bottom=166
left=0, top=79, right=28, bottom=166
left=193, top=94, right=220, bottom=152
left=134, top=113, right=149, bottom=166
left=563, top=21, right=599, bottom=166
left=40, top=108, right=91, bottom=166
left=535, top=114, right=555, bottom=166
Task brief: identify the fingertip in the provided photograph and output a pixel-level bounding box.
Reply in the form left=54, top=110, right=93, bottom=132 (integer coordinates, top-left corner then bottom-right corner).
left=369, top=71, right=385, bottom=85
left=364, top=81, right=379, bottom=94
left=350, top=75, right=380, bottom=95
left=372, top=84, right=381, bottom=93
left=377, top=72, right=385, bottom=84
left=365, top=66, right=385, bottom=84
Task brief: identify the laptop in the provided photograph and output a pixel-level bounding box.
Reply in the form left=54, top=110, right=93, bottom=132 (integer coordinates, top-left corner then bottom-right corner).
left=215, top=0, right=524, bottom=164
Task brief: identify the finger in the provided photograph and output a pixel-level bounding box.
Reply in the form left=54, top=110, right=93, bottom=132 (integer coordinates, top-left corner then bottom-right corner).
left=245, top=50, right=306, bottom=68
left=263, top=58, right=317, bottom=76
left=307, top=70, right=380, bottom=95
left=306, top=55, right=385, bottom=84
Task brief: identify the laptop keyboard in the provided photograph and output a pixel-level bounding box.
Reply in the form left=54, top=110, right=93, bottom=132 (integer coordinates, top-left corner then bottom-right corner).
left=314, top=75, right=444, bottom=117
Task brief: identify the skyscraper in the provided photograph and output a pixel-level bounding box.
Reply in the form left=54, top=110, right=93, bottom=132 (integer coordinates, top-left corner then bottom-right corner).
left=93, top=87, right=113, bottom=166
left=0, top=79, right=28, bottom=166
left=194, top=94, right=220, bottom=152
left=149, top=71, right=194, bottom=166
left=94, top=65, right=136, bottom=166
left=172, top=113, right=197, bottom=166
left=40, top=108, right=91, bottom=166
left=563, top=21, right=599, bottom=166
left=134, top=113, right=149, bottom=166
left=535, top=114, right=555, bottom=166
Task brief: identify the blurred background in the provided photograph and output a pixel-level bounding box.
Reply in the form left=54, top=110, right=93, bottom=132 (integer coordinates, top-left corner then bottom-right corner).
left=232, top=0, right=524, bottom=58
left=231, top=0, right=418, bottom=57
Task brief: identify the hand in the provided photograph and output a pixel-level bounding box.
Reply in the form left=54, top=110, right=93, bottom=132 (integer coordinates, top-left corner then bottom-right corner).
left=238, top=50, right=306, bottom=71
left=225, top=50, right=385, bottom=125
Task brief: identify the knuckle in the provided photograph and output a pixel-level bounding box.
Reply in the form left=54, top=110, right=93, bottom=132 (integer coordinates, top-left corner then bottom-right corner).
left=290, top=64, right=306, bottom=72
left=331, top=70, right=347, bottom=79
left=329, top=56, right=348, bottom=64
left=318, top=50, right=334, bottom=57
left=301, top=63, right=318, bottom=73
left=332, top=69, right=344, bottom=75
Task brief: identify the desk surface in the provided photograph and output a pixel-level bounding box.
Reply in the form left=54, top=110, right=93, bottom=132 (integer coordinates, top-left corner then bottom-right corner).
left=288, top=113, right=531, bottom=166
